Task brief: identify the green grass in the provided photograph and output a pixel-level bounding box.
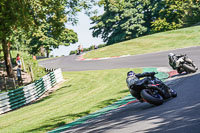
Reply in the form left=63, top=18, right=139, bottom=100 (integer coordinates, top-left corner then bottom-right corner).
left=84, top=25, right=200, bottom=59
left=0, top=68, right=141, bottom=133
left=2, top=25, right=200, bottom=133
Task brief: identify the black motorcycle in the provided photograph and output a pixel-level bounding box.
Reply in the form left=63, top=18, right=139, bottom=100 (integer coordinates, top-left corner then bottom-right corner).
left=168, top=54, right=198, bottom=74
left=126, top=72, right=177, bottom=106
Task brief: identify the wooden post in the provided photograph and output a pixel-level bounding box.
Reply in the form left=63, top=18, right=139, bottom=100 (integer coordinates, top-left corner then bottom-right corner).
left=4, top=76, right=7, bottom=91
left=12, top=78, right=16, bottom=89
left=3, top=74, right=6, bottom=91
left=29, top=65, right=34, bottom=81
left=2, top=66, right=7, bottom=91
left=21, top=57, right=26, bottom=72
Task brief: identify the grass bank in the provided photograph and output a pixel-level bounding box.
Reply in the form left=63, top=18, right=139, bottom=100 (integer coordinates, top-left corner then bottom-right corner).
left=84, top=25, right=200, bottom=59
left=0, top=68, right=141, bottom=133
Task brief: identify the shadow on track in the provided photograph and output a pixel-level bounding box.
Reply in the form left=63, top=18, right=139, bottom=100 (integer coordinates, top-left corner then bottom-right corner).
left=61, top=73, right=200, bottom=133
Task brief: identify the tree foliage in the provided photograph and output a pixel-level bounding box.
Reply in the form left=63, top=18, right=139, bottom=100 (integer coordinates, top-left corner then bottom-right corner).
left=29, top=27, right=78, bottom=57
left=151, top=0, right=200, bottom=32
left=90, top=0, right=162, bottom=44
left=91, top=0, right=200, bottom=44
left=0, top=0, right=96, bottom=76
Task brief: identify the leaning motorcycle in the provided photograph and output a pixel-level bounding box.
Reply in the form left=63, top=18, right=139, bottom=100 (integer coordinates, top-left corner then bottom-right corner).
left=126, top=72, right=177, bottom=106
left=168, top=54, right=198, bottom=74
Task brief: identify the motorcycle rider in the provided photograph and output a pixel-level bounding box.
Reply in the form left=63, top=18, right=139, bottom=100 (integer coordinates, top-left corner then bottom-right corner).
left=168, top=53, right=177, bottom=70
left=168, top=52, right=185, bottom=72
left=168, top=52, right=198, bottom=73
left=126, top=71, right=177, bottom=102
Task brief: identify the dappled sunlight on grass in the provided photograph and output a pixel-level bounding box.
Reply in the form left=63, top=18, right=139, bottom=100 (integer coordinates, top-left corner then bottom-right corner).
left=0, top=68, right=141, bottom=133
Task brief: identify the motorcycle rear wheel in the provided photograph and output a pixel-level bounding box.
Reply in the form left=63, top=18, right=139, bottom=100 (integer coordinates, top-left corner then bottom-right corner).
left=141, top=89, right=164, bottom=106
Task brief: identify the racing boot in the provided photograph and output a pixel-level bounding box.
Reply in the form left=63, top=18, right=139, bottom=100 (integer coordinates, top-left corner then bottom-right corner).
left=168, top=88, right=177, bottom=97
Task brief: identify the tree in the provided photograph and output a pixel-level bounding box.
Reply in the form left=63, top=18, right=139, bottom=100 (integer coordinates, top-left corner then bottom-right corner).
left=182, top=0, right=200, bottom=26
left=0, top=0, right=65, bottom=77
left=29, top=27, right=78, bottom=57
left=90, top=0, right=161, bottom=45
left=0, top=0, right=96, bottom=77
left=9, top=28, right=31, bottom=52
left=142, top=0, right=163, bottom=31
left=91, top=0, right=200, bottom=44
left=151, top=0, right=200, bottom=33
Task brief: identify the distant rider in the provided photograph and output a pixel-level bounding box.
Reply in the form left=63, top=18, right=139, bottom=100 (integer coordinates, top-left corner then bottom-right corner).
left=168, top=52, right=198, bottom=74
left=168, top=53, right=177, bottom=70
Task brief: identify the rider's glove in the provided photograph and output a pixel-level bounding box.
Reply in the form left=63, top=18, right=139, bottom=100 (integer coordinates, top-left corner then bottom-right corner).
left=151, top=72, right=156, bottom=75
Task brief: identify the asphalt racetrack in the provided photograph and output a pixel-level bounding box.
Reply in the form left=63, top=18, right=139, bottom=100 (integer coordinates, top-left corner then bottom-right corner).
left=40, top=46, right=200, bottom=133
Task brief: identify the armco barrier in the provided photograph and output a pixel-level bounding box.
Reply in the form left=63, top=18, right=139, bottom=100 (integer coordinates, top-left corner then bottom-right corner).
left=0, top=68, right=63, bottom=114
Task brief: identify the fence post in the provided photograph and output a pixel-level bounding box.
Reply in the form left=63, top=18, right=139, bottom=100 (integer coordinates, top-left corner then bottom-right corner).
left=3, top=74, right=7, bottom=91
left=12, top=77, right=16, bottom=89
left=21, top=57, right=26, bottom=72
left=29, top=65, right=34, bottom=81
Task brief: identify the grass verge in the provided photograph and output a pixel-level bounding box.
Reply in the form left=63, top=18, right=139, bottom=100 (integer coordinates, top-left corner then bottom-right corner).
left=0, top=68, right=141, bottom=133
left=84, top=25, right=200, bottom=59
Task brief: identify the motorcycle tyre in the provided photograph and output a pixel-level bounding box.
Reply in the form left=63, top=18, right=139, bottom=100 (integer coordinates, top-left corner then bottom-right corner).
left=177, top=68, right=183, bottom=74
left=171, top=92, right=177, bottom=98
left=170, top=89, right=177, bottom=98
left=182, top=63, right=197, bottom=73
left=141, top=89, right=164, bottom=106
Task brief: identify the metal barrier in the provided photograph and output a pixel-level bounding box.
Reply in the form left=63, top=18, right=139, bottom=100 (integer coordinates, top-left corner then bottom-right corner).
left=0, top=68, right=63, bottom=114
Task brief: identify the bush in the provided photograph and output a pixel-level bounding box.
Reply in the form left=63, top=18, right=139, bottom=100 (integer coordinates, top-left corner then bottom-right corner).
left=98, top=44, right=106, bottom=48
left=89, top=45, right=95, bottom=50
left=69, top=50, right=77, bottom=55
left=151, top=18, right=182, bottom=33
left=83, top=48, right=90, bottom=52
left=69, top=44, right=107, bottom=55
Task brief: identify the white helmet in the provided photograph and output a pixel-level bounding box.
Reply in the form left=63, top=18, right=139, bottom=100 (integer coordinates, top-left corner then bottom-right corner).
left=168, top=53, right=175, bottom=57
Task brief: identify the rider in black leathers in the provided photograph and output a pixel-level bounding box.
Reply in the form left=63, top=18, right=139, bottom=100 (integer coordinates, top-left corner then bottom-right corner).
left=126, top=71, right=176, bottom=102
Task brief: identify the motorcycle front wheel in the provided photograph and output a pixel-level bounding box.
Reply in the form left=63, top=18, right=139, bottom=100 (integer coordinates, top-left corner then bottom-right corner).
left=182, top=63, right=197, bottom=73
left=141, top=89, right=164, bottom=106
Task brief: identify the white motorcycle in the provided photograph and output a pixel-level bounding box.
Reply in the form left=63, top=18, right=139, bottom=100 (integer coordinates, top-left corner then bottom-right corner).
left=168, top=53, right=198, bottom=74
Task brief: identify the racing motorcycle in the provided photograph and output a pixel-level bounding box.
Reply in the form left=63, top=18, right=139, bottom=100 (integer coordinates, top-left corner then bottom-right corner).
left=168, top=53, right=198, bottom=74
left=126, top=72, right=177, bottom=106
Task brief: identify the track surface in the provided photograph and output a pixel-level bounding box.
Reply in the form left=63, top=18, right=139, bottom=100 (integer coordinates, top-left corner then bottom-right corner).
left=40, top=46, right=200, bottom=133
left=62, top=73, right=200, bottom=133
left=39, top=46, right=200, bottom=72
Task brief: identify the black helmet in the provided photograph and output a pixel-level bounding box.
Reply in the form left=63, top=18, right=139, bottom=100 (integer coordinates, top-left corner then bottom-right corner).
left=127, top=71, right=135, bottom=77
